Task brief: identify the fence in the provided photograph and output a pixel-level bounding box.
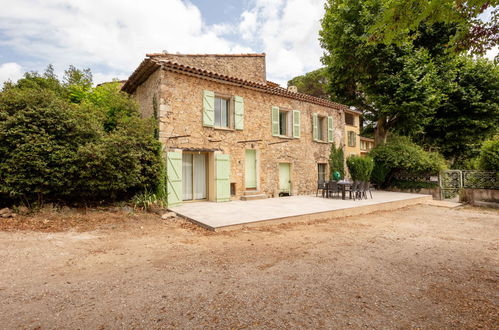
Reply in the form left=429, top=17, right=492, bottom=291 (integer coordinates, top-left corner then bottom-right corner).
left=439, top=170, right=498, bottom=199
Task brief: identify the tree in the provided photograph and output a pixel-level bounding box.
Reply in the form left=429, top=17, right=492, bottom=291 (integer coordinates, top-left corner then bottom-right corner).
left=320, top=0, right=443, bottom=144
left=287, top=68, right=329, bottom=99
left=368, top=0, right=498, bottom=56
left=420, top=56, right=499, bottom=166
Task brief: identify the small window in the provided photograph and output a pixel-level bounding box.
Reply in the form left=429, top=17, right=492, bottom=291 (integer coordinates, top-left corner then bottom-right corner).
left=345, top=113, right=355, bottom=126
left=318, top=163, right=327, bottom=183
left=230, top=182, right=236, bottom=196
left=317, top=116, right=326, bottom=141
left=348, top=131, right=357, bottom=147
left=278, top=110, right=292, bottom=137
left=215, top=97, right=230, bottom=128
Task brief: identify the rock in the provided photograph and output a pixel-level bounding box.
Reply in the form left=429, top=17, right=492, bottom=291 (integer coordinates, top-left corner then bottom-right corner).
left=16, top=206, right=29, bottom=215
left=0, top=207, right=11, bottom=216
left=122, top=206, right=134, bottom=213
left=161, top=212, right=176, bottom=220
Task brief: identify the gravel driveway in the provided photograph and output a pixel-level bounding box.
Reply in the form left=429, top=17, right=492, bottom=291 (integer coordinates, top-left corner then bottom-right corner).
left=0, top=205, right=497, bottom=329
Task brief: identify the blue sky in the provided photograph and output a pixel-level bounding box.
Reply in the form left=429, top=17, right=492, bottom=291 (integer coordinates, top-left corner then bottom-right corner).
left=0, top=0, right=497, bottom=87
left=0, top=0, right=326, bottom=86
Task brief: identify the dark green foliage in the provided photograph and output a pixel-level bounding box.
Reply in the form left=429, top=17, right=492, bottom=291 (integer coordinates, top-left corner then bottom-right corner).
left=287, top=68, right=329, bottom=99
left=370, top=162, right=390, bottom=186
left=0, top=68, right=162, bottom=205
left=346, top=155, right=374, bottom=181
left=369, top=136, right=446, bottom=186
left=328, top=142, right=345, bottom=179
left=421, top=57, right=499, bottom=166
left=478, top=139, right=499, bottom=172
left=390, top=179, right=438, bottom=190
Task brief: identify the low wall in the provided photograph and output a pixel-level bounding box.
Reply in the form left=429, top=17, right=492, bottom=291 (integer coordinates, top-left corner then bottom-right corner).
left=386, top=187, right=441, bottom=200
left=460, top=188, right=499, bottom=205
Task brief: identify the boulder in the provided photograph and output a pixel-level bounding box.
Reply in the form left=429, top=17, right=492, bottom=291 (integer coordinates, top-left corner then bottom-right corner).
left=161, top=211, right=177, bottom=220
left=0, top=208, right=11, bottom=216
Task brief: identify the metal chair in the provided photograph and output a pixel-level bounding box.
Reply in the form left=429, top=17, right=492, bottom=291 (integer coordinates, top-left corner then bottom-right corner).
left=317, top=180, right=326, bottom=197
left=327, top=180, right=340, bottom=198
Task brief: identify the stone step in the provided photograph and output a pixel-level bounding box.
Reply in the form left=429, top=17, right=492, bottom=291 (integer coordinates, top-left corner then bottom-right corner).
left=240, top=194, right=267, bottom=201
left=243, top=190, right=262, bottom=196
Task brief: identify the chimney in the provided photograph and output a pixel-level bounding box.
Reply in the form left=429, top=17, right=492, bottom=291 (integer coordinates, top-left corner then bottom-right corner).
left=287, top=85, right=298, bottom=93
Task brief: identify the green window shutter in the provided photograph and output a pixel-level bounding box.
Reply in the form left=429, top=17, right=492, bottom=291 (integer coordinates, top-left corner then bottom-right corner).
left=292, top=110, right=301, bottom=138
left=312, top=113, right=318, bottom=141
left=234, top=96, right=244, bottom=130
left=327, top=116, right=334, bottom=142
left=271, top=106, right=280, bottom=136
left=166, top=151, right=182, bottom=207
left=215, top=154, right=231, bottom=202
left=203, top=90, right=215, bottom=127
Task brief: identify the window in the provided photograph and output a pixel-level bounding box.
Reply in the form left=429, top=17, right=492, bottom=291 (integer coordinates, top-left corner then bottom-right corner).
left=215, top=97, right=230, bottom=128
left=318, top=163, right=327, bottom=183
left=278, top=109, right=292, bottom=137
left=348, top=131, right=357, bottom=147
left=345, top=113, right=355, bottom=126
left=317, top=116, right=326, bottom=141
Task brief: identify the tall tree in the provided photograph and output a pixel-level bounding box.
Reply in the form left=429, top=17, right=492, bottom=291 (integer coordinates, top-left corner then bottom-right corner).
left=287, top=68, right=329, bottom=99
left=368, top=0, right=498, bottom=56
left=319, top=0, right=442, bottom=144
left=420, top=56, right=499, bottom=166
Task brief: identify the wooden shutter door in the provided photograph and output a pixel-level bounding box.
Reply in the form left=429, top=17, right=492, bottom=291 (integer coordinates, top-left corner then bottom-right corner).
left=271, top=106, right=280, bottom=136
left=234, top=96, right=244, bottom=130
left=203, top=90, right=215, bottom=127
left=292, top=110, right=301, bottom=138
left=166, top=151, right=182, bottom=206
left=312, top=113, right=318, bottom=141
left=215, top=154, right=230, bottom=202
left=327, top=116, right=334, bottom=142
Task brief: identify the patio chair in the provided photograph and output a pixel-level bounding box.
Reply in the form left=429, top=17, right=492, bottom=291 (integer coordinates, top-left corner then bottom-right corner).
left=327, top=180, right=340, bottom=198
left=348, top=181, right=361, bottom=200
left=365, top=181, right=373, bottom=199
left=316, top=180, right=327, bottom=197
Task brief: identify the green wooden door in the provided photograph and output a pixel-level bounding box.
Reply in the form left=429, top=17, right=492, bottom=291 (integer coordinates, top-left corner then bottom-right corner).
left=166, top=151, right=182, bottom=206
left=215, top=154, right=230, bottom=202
left=279, top=163, right=291, bottom=194
left=245, top=149, right=257, bottom=189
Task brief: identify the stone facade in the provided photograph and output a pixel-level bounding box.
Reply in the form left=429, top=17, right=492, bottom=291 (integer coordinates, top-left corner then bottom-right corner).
left=126, top=54, right=349, bottom=203
left=146, top=53, right=266, bottom=84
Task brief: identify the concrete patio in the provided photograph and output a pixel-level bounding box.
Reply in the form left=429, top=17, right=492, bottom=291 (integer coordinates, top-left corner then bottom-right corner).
left=169, top=191, right=433, bottom=231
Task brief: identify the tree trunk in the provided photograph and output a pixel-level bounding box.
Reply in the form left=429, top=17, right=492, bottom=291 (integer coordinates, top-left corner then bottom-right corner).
left=374, top=119, right=388, bottom=145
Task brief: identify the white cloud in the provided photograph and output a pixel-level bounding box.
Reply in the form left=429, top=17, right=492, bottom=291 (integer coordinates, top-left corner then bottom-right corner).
left=0, top=62, right=23, bottom=86
left=239, top=0, right=326, bottom=85
left=0, top=0, right=252, bottom=84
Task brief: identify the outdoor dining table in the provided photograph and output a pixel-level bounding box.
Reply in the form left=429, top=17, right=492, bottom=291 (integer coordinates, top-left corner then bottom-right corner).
left=336, top=180, right=353, bottom=200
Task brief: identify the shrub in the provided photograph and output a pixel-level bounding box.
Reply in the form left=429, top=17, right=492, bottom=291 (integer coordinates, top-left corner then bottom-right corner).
left=329, top=142, right=345, bottom=179
left=0, top=68, right=162, bottom=205
left=346, top=155, right=374, bottom=181
left=478, top=139, right=499, bottom=172
left=369, top=135, right=446, bottom=187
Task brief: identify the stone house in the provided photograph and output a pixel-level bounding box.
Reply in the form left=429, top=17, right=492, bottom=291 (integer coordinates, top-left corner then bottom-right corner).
left=122, top=53, right=361, bottom=206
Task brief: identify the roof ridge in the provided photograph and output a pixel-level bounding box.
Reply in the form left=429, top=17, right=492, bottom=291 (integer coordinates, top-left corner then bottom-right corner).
left=146, top=53, right=266, bottom=57
left=122, top=58, right=352, bottom=111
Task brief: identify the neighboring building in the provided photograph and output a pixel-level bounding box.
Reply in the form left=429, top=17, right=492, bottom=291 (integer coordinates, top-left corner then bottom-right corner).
left=360, top=136, right=375, bottom=156
left=122, top=53, right=352, bottom=206
left=344, top=109, right=362, bottom=157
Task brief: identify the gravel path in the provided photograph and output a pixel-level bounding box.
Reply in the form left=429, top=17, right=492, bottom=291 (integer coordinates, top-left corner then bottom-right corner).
left=0, top=205, right=497, bottom=329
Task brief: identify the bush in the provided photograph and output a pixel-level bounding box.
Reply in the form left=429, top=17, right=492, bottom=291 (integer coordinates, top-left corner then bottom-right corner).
left=0, top=68, right=162, bottom=205
left=329, top=142, right=345, bottom=179
left=369, top=136, right=446, bottom=187
left=478, top=139, right=499, bottom=172
left=346, top=155, right=374, bottom=181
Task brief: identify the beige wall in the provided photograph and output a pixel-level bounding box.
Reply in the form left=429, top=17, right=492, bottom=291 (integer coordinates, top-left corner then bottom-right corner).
left=134, top=69, right=345, bottom=199
left=344, top=112, right=361, bottom=157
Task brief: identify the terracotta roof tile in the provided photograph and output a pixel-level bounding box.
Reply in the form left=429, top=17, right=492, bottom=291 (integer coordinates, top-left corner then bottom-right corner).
left=146, top=53, right=266, bottom=57
left=121, top=58, right=352, bottom=111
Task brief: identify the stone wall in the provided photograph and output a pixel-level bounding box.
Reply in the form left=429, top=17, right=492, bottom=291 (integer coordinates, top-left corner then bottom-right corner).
left=460, top=188, right=499, bottom=204
left=133, top=68, right=162, bottom=119
left=148, top=53, right=266, bottom=84
left=135, top=69, right=344, bottom=200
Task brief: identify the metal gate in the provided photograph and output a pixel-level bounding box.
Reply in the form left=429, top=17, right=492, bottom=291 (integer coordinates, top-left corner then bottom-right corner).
left=439, top=170, right=462, bottom=199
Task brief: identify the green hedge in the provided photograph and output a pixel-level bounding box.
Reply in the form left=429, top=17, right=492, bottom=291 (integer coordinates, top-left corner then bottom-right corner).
left=478, top=139, right=499, bottom=172
left=346, top=155, right=374, bottom=181
left=0, top=68, right=161, bottom=205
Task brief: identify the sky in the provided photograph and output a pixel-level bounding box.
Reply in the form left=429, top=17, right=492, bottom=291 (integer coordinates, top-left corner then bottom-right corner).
left=0, top=0, right=327, bottom=87
left=0, top=0, right=497, bottom=87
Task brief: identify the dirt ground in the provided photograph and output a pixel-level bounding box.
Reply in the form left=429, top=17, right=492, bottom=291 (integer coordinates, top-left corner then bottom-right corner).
left=0, top=205, right=497, bottom=329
